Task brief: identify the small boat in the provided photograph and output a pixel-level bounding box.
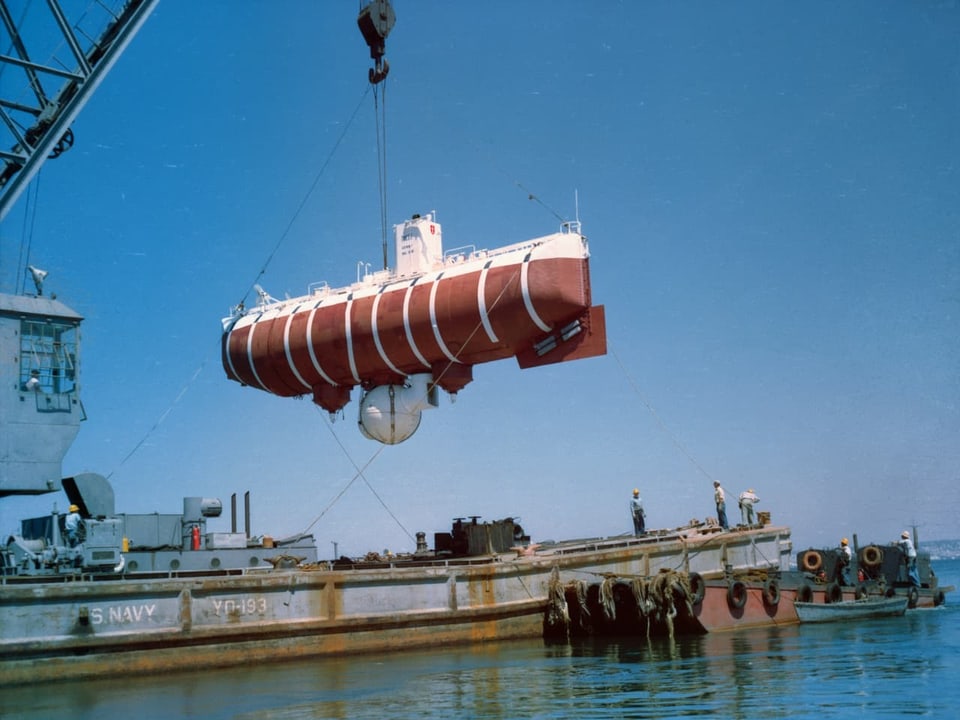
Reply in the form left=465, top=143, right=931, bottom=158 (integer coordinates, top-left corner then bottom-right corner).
left=794, top=596, right=908, bottom=624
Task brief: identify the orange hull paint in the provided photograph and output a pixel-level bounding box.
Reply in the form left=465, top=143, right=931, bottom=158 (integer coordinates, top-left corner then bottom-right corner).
left=222, top=252, right=605, bottom=409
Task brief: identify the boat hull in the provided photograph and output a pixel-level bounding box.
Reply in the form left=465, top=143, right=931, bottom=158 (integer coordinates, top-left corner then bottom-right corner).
left=794, top=597, right=908, bottom=623
left=692, top=583, right=799, bottom=631
left=0, top=524, right=791, bottom=685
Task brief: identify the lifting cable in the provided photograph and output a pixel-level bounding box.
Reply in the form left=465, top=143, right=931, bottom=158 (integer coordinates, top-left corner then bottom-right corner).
left=373, top=81, right=389, bottom=269
left=275, top=1, right=402, bottom=540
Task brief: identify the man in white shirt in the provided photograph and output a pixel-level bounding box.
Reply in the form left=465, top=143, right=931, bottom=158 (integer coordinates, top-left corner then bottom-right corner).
left=738, top=488, right=759, bottom=526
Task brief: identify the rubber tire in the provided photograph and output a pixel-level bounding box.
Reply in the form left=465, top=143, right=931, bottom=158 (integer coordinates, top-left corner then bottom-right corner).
left=907, top=586, right=919, bottom=609
left=763, top=579, right=781, bottom=607
left=727, top=580, right=748, bottom=610
left=801, top=550, right=823, bottom=573
left=796, top=583, right=814, bottom=603
left=688, top=572, right=705, bottom=605
left=824, top=582, right=842, bottom=604
left=861, top=545, right=882, bottom=568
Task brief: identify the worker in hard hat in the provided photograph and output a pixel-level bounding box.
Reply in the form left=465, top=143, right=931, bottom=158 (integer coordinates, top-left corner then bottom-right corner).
left=738, top=488, right=759, bottom=526
left=630, top=488, right=645, bottom=537
left=898, top=530, right=920, bottom=587
left=837, top=537, right=852, bottom=585
left=64, top=504, right=83, bottom=547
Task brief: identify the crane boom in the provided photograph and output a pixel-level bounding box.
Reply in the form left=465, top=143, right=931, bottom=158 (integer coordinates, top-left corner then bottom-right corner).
left=0, top=0, right=159, bottom=221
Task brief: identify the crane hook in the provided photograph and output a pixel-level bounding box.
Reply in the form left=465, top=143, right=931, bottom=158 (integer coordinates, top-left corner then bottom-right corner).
left=357, top=0, right=396, bottom=85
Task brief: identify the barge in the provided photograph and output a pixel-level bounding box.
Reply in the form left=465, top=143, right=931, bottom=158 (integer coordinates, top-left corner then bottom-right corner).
left=1, top=483, right=795, bottom=685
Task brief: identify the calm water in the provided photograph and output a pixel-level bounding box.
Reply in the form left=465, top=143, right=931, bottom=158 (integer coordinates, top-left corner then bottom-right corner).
left=4, top=560, right=959, bottom=720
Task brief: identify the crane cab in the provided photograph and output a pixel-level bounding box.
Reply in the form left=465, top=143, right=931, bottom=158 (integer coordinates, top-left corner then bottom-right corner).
left=0, top=291, right=83, bottom=497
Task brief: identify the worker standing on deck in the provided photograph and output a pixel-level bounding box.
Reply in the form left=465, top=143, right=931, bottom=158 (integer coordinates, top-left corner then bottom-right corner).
left=837, top=538, right=852, bottom=585
left=630, top=488, right=646, bottom=537
left=64, top=505, right=82, bottom=547
left=738, top=488, right=759, bottom=526
left=713, top=481, right=728, bottom=530
left=899, top=531, right=920, bottom=587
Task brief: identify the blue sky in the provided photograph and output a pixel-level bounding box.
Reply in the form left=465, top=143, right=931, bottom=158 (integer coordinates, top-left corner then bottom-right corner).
left=1, top=1, right=957, bottom=556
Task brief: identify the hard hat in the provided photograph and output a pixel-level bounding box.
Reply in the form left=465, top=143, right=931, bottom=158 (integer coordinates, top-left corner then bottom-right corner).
left=841, top=538, right=848, bottom=545
left=633, top=488, right=639, bottom=495
left=69, top=504, right=79, bottom=512
left=901, top=531, right=910, bottom=539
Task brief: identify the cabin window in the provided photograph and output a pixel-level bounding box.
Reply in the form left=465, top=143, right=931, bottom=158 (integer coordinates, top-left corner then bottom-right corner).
left=19, top=318, right=79, bottom=410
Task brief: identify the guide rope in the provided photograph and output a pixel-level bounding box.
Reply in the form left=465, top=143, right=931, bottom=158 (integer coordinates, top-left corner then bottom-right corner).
left=232, top=85, right=372, bottom=312
left=610, top=343, right=717, bottom=486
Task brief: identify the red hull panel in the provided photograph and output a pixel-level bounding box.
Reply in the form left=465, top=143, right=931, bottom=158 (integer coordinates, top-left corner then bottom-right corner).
left=223, top=251, right=606, bottom=407
left=694, top=585, right=799, bottom=632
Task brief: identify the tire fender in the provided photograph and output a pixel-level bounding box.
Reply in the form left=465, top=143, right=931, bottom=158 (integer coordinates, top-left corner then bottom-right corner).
left=907, top=586, right=919, bottom=609
left=762, top=579, right=780, bottom=607
left=860, top=545, right=882, bottom=568
left=688, top=572, right=705, bottom=605
left=801, top=550, right=823, bottom=573
left=727, top=580, right=748, bottom=610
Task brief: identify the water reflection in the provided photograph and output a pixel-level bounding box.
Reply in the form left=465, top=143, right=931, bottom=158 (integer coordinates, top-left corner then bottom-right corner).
left=3, top=604, right=958, bottom=720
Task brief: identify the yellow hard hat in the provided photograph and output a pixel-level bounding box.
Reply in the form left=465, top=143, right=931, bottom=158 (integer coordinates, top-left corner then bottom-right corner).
left=841, top=538, right=848, bottom=545
left=69, top=504, right=79, bottom=512
left=632, top=488, right=639, bottom=495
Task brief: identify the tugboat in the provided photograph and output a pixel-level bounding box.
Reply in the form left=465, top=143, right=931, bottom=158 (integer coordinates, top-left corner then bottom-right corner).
left=795, top=531, right=952, bottom=609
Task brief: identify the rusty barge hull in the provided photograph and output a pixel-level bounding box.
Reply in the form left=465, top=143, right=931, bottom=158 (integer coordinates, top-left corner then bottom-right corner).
left=1, top=524, right=792, bottom=685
